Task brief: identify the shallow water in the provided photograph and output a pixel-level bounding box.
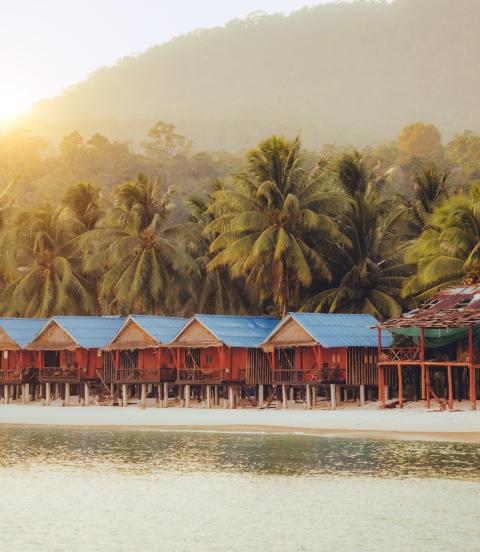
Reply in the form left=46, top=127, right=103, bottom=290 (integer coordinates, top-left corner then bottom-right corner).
left=0, top=428, right=479, bottom=551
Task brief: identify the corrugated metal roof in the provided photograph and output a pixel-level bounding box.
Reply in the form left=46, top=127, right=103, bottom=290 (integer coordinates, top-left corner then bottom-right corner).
left=128, top=315, right=188, bottom=344
left=195, top=315, right=279, bottom=347
left=286, top=313, right=392, bottom=348
left=51, top=316, right=125, bottom=349
left=0, top=317, right=48, bottom=348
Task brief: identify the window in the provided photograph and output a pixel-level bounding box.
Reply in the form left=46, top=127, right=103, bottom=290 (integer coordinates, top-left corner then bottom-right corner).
left=205, top=354, right=213, bottom=364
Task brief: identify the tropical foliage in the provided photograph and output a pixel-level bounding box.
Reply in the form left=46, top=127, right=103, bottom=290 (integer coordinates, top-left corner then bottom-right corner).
left=0, top=122, right=479, bottom=320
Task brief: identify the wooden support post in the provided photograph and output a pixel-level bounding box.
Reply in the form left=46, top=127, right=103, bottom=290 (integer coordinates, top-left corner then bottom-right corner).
left=185, top=384, right=190, bottom=408
left=281, top=384, right=287, bottom=409
left=305, top=384, right=311, bottom=409
left=228, top=385, right=235, bottom=409
left=359, top=384, right=365, bottom=406
left=447, top=365, right=453, bottom=410
left=330, top=384, right=337, bottom=409
left=4, top=384, right=9, bottom=404
left=426, top=366, right=431, bottom=408
left=23, top=383, right=30, bottom=403
left=289, top=387, right=294, bottom=401
left=46, top=382, right=51, bottom=406
left=311, top=386, right=316, bottom=407
left=140, top=384, right=146, bottom=408
left=122, top=384, right=127, bottom=407
left=258, top=384, right=264, bottom=408
left=206, top=385, right=211, bottom=409
left=84, top=382, right=90, bottom=407
left=163, top=382, right=169, bottom=408
left=421, top=365, right=425, bottom=400
left=384, top=384, right=389, bottom=402
left=64, top=383, right=70, bottom=407
left=55, top=383, right=61, bottom=400
left=397, top=364, right=403, bottom=408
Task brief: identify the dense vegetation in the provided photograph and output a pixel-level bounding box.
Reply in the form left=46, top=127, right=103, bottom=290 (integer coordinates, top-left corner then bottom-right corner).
left=0, top=119, right=479, bottom=319
left=18, top=0, right=480, bottom=150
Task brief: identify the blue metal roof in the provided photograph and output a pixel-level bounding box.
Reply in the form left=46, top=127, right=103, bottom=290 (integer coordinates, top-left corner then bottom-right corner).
left=51, top=316, right=125, bottom=349
left=285, top=313, right=392, bottom=348
left=195, top=315, right=279, bottom=347
left=0, top=317, right=48, bottom=348
left=128, top=315, right=188, bottom=344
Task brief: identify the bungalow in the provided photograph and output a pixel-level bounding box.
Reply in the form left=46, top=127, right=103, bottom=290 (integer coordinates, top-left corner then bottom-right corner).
left=0, top=317, right=48, bottom=403
left=378, top=285, right=480, bottom=410
left=169, top=314, right=279, bottom=408
left=262, top=313, right=392, bottom=408
left=103, top=315, right=188, bottom=407
left=25, top=316, right=124, bottom=405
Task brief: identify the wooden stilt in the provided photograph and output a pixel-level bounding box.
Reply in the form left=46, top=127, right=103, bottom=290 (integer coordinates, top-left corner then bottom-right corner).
left=359, top=384, right=365, bottom=406
left=185, top=384, right=190, bottom=408
left=84, top=382, right=90, bottom=406
left=46, top=382, right=51, bottom=406
left=384, top=384, right=389, bottom=402
left=421, top=365, right=425, bottom=400
left=397, top=364, right=403, bottom=408
left=163, top=382, right=169, bottom=408
left=305, top=384, right=311, bottom=409
left=4, top=384, right=9, bottom=404
left=121, top=384, right=127, bottom=407
left=426, top=366, right=431, bottom=408
left=140, top=383, right=146, bottom=408
left=282, top=384, right=287, bottom=409
left=330, top=384, right=337, bottom=409
left=228, top=385, right=235, bottom=409
left=258, top=384, right=264, bottom=408
left=289, top=387, right=294, bottom=401
left=311, top=386, right=316, bottom=407
left=206, top=385, right=211, bottom=409
left=447, top=365, right=453, bottom=410
left=214, top=385, right=219, bottom=406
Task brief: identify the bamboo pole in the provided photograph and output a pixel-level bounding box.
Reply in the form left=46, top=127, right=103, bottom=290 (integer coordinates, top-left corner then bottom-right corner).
left=397, top=364, right=403, bottom=408
left=447, top=365, right=453, bottom=410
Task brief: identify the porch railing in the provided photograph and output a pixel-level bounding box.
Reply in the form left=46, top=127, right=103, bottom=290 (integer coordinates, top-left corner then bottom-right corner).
left=177, top=367, right=221, bottom=383
left=273, top=366, right=346, bottom=384
left=106, top=367, right=176, bottom=383
left=381, top=347, right=421, bottom=361
left=38, top=367, right=81, bottom=382
left=0, top=368, right=36, bottom=382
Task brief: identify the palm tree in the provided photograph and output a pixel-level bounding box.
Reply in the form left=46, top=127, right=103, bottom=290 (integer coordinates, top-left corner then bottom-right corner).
left=182, top=183, right=255, bottom=314
left=399, top=166, right=450, bottom=236
left=84, top=174, right=194, bottom=314
left=207, top=135, right=343, bottom=315
left=307, top=152, right=410, bottom=319
left=403, top=183, right=480, bottom=300
left=0, top=205, right=95, bottom=316
left=59, top=181, right=102, bottom=232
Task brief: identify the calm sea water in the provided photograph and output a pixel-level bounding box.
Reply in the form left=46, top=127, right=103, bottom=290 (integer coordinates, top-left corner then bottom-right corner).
left=0, top=428, right=479, bottom=552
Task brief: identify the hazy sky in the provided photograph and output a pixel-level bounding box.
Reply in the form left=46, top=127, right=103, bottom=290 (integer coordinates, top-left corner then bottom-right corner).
left=0, top=0, right=335, bottom=120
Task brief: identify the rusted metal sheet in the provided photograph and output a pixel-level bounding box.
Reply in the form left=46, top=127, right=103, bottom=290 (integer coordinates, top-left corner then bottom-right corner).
left=380, top=286, right=480, bottom=329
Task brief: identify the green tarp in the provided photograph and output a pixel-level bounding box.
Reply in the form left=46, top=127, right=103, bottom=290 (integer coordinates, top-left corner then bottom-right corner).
left=391, top=325, right=480, bottom=348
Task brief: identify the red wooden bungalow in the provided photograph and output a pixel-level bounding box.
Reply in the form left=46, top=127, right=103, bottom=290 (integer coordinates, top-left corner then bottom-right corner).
left=169, top=315, right=278, bottom=408
left=102, top=315, right=188, bottom=406
left=262, top=313, right=392, bottom=408
left=0, top=318, right=48, bottom=403
left=25, top=316, right=124, bottom=405
left=378, top=286, right=480, bottom=410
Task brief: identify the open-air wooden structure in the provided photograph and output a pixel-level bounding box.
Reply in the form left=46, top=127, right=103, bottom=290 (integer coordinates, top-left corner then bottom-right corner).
left=25, top=316, right=124, bottom=405
left=103, top=315, right=187, bottom=406
left=262, top=313, right=392, bottom=408
left=0, top=318, right=48, bottom=403
left=378, top=286, right=480, bottom=410
left=169, top=315, right=278, bottom=408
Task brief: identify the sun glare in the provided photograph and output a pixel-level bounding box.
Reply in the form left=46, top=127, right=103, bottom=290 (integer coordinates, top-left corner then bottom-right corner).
left=0, top=93, right=30, bottom=122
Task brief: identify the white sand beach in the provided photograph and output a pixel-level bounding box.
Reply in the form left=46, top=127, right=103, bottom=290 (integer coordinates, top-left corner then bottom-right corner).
left=1, top=401, right=480, bottom=442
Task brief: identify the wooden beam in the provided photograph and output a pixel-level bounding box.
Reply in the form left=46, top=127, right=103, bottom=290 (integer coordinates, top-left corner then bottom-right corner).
left=397, top=363, right=403, bottom=408
left=447, top=365, right=453, bottom=410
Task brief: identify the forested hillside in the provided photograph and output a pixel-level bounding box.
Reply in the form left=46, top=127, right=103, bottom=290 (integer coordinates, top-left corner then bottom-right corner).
left=19, top=0, right=480, bottom=150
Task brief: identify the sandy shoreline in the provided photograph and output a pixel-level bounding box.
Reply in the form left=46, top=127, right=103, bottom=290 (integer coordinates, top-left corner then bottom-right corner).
left=1, top=402, right=480, bottom=443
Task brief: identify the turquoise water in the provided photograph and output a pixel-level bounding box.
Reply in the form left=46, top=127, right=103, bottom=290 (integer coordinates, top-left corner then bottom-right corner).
left=0, top=428, right=479, bottom=551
